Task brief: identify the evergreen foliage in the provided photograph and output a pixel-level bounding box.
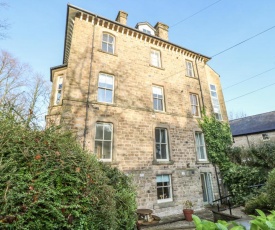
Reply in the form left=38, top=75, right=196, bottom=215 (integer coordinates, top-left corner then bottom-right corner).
left=0, top=109, right=137, bottom=229
left=199, top=114, right=269, bottom=205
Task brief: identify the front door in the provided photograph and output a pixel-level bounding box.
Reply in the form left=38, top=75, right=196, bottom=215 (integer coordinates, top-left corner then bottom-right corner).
left=200, top=172, right=214, bottom=204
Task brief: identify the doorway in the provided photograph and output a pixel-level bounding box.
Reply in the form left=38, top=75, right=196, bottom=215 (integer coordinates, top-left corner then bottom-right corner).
left=200, top=172, right=214, bottom=204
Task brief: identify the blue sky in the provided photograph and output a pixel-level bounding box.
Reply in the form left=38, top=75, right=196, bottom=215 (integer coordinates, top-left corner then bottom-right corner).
left=1, top=0, right=275, bottom=118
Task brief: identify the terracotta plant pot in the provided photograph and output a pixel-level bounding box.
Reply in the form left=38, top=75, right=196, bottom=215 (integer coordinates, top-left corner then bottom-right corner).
left=183, top=209, right=194, bottom=222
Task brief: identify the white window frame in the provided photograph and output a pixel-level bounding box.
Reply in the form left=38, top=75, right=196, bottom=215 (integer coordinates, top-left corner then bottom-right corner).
left=156, top=174, right=173, bottom=203
left=143, top=28, right=151, bottom=35
left=262, top=133, right=270, bottom=141
left=190, top=93, right=200, bottom=117
left=54, top=76, right=63, bottom=105
left=155, top=128, right=169, bottom=161
left=186, top=60, right=194, bottom=77
left=97, top=73, right=114, bottom=104
left=94, top=122, right=113, bottom=162
left=150, top=49, right=161, bottom=68
left=209, top=84, right=222, bottom=120
left=195, top=132, right=207, bottom=161
left=102, top=33, right=115, bottom=54
left=152, top=86, right=165, bottom=111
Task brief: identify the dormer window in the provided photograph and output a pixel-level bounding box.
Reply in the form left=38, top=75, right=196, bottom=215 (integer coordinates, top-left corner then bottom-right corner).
left=135, top=22, right=155, bottom=36
left=143, top=29, right=151, bottom=35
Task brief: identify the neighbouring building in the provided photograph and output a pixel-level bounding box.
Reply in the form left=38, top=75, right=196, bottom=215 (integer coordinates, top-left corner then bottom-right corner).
left=230, top=111, right=275, bottom=148
left=46, top=4, right=228, bottom=216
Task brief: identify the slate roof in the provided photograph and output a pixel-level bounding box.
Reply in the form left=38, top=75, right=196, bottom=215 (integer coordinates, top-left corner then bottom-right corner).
left=230, top=111, right=275, bottom=136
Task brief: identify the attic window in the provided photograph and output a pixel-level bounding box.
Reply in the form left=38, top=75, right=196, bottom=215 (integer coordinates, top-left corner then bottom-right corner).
left=143, top=29, right=151, bottom=35
left=136, top=23, right=155, bottom=36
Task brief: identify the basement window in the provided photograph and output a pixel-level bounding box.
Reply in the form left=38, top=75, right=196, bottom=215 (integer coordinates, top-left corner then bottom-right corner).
left=157, top=175, right=173, bottom=203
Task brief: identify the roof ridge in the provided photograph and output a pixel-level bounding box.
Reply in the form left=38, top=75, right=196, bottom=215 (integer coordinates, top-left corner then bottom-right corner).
left=229, top=110, right=275, bottom=122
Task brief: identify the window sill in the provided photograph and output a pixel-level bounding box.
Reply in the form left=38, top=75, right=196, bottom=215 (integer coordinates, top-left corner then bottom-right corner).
left=149, top=64, right=165, bottom=70
left=152, top=160, right=174, bottom=165
left=94, top=101, right=116, bottom=106
left=196, top=160, right=210, bottom=164
left=153, top=110, right=166, bottom=114
left=98, top=49, right=118, bottom=56
left=154, top=201, right=175, bottom=208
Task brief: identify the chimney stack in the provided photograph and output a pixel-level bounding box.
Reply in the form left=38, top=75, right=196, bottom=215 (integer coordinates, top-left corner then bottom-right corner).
left=115, top=11, right=128, bottom=25
left=154, top=22, right=169, bottom=40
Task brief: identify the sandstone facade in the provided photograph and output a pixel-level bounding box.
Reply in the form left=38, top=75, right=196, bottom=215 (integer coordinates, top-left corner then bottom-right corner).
left=47, top=4, right=228, bottom=216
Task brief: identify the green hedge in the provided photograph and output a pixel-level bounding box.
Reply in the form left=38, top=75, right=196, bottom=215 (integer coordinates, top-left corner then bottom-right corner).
left=0, top=109, right=136, bottom=229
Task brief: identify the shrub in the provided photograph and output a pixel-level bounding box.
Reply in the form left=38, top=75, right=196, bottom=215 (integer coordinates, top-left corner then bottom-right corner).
left=0, top=110, right=136, bottom=229
left=266, top=168, right=275, bottom=209
left=244, top=193, right=270, bottom=214
left=100, top=163, right=137, bottom=229
left=222, top=164, right=266, bottom=205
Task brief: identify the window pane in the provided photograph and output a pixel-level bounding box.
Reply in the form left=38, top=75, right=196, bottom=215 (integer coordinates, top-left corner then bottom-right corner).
left=97, top=88, right=105, bottom=102
left=108, top=35, right=114, bottom=43
left=153, top=98, right=158, bottom=110
left=153, top=87, right=162, bottom=95
left=155, top=129, right=160, bottom=143
left=211, top=91, right=217, bottom=97
left=200, top=146, right=205, bottom=159
left=157, top=99, right=163, bottom=111
left=56, top=93, right=61, bottom=104
left=102, top=141, right=111, bottom=159
left=103, top=34, right=108, bottom=42
left=157, top=187, right=164, bottom=199
left=108, top=44, right=113, bottom=53
left=105, top=76, right=113, bottom=89
left=98, top=75, right=106, bottom=87
left=105, top=89, right=113, bottom=103
left=156, top=144, right=161, bottom=159
left=160, top=129, right=166, bottom=143
left=102, top=42, right=107, bottom=52
left=95, top=124, right=104, bottom=139
left=104, top=124, right=112, bottom=140
left=163, top=187, right=170, bottom=199
left=94, top=141, right=102, bottom=158
left=161, top=144, right=167, bottom=159
left=210, top=84, right=216, bottom=91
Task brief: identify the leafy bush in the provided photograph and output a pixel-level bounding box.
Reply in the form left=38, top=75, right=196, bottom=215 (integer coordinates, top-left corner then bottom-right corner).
left=100, top=164, right=137, bottom=229
left=193, top=209, right=275, bottom=230
left=0, top=109, right=137, bottom=229
left=222, top=165, right=266, bottom=204
left=192, top=215, right=245, bottom=230
left=250, top=209, right=275, bottom=230
left=266, top=168, right=275, bottom=210
left=244, top=193, right=270, bottom=215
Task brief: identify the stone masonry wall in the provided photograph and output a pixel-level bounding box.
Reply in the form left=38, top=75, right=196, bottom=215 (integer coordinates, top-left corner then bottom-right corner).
left=47, top=14, right=227, bottom=216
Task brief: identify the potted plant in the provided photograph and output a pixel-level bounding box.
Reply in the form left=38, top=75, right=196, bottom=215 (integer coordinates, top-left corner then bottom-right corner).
left=183, top=200, right=194, bottom=221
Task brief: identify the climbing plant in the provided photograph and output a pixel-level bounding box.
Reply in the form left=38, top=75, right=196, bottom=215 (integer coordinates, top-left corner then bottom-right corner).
left=198, top=113, right=232, bottom=167
left=199, top=114, right=267, bottom=204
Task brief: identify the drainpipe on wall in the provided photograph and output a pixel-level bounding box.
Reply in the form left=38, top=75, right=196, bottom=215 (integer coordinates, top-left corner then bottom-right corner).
left=195, top=55, right=205, bottom=110
left=83, top=15, right=97, bottom=150
left=246, top=135, right=250, bottom=148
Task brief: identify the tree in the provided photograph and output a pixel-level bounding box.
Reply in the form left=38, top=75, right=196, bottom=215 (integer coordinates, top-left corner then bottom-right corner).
left=0, top=50, right=50, bottom=128
left=228, top=110, right=247, bottom=120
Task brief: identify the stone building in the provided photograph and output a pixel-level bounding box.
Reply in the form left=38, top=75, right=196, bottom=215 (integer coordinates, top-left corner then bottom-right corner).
left=46, top=4, right=228, bottom=216
left=230, top=111, right=275, bottom=148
